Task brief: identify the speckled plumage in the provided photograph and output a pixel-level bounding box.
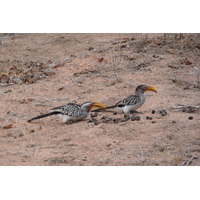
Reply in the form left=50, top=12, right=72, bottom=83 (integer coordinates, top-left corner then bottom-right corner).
left=51, top=103, right=83, bottom=118
left=105, top=85, right=157, bottom=114
left=28, top=102, right=105, bottom=124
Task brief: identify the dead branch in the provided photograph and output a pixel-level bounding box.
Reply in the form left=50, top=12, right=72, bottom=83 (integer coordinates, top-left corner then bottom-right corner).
left=186, top=155, right=197, bottom=166
left=172, top=104, right=200, bottom=113
left=182, top=154, right=198, bottom=166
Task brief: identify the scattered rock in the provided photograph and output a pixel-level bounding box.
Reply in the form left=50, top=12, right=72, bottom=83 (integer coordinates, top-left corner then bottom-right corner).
left=82, top=157, right=87, bottom=161
left=124, top=114, right=131, bottom=120
left=101, top=117, right=113, bottom=123
left=91, top=118, right=99, bottom=125
left=183, top=58, right=192, bottom=65
left=152, top=110, right=155, bottom=114
left=146, top=116, right=152, bottom=120
left=88, top=47, right=94, bottom=51
left=106, top=143, right=112, bottom=147
left=120, top=44, right=127, bottom=49
left=58, top=86, right=64, bottom=91
left=113, top=118, right=120, bottom=123
left=159, top=147, right=165, bottom=152
left=159, top=109, right=167, bottom=116
left=87, top=119, right=93, bottom=123
left=196, top=44, right=200, bottom=49
left=93, top=121, right=99, bottom=125
left=135, top=116, right=141, bottom=121
left=153, top=54, right=159, bottom=58
left=90, top=112, right=98, bottom=118
left=19, top=133, right=24, bottom=137
left=131, top=116, right=141, bottom=121
left=167, top=134, right=173, bottom=140
left=107, top=118, right=113, bottom=121
left=188, top=116, right=193, bottom=120
left=121, top=117, right=130, bottom=122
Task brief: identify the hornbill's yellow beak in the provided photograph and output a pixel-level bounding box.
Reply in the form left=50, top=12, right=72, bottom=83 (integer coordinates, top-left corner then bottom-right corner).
left=90, top=102, right=105, bottom=111
left=144, top=86, right=157, bottom=93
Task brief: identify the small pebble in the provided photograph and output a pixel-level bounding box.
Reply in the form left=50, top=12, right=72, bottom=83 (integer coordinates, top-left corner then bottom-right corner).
left=135, top=116, right=141, bottom=121
left=131, top=116, right=140, bottom=121
left=113, top=118, right=120, bottom=123
left=131, top=116, right=137, bottom=121
left=90, top=112, right=98, bottom=118
left=159, top=109, right=167, bottom=116
left=119, top=118, right=127, bottom=122
left=167, top=134, right=173, bottom=140
left=152, top=110, right=155, bottom=114
left=87, top=119, right=93, bottom=123
left=146, top=116, right=152, bottom=120
left=19, top=133, right=24, bottom=137
left=92, top=118, right=98, bottom=123
left=151, top=121, right=156, bottom=123
left=82, top=157, right=87, bottom=161
left=159, top=148, right=165, bottom=152
left=102, top=118, right=112, bottom=123
left=113, top=112, right=118, bottom=115
left=130, top=110, right=138, bottom=114
left=93, top=121, right=99, bottom=125
left=172, top=120, right=176, bottom=123
left=131, top=113, right=136, bottom=117
left=106, top=143, right=112, bottom=147
left=124, top=114, right=131, bottom=119
left=123, top=117, right=130, bottom=122
left=188, top=116, right=193, bottom=120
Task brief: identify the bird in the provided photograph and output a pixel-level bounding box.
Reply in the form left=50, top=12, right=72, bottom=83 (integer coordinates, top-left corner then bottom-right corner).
left=104, top=85, right=157, bottom=114
left=27, top=102, right=105, bottom=124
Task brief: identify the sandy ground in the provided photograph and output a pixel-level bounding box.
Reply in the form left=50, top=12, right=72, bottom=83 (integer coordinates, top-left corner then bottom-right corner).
left=0, top=33, right=200, bottom=166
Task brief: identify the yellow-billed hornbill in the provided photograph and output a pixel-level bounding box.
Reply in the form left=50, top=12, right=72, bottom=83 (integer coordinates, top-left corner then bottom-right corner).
left=28, top=102, right=105, bottom=123
left=105, top=85, right=157, bottom=114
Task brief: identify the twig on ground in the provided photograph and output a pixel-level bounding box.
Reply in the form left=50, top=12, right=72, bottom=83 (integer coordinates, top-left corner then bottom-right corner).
left=0, top=83, right=16, bottom=87
left=182, top=154, right=197, bottom=166
left=172, top=104, right=200, bottom=113
left=186, top=155, right=197, bottom=166
left=194, top=67, right=200, bottom=89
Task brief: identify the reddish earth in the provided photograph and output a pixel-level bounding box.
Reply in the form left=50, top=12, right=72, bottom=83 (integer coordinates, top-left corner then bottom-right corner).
left=0, top=33, right=200, bottom=165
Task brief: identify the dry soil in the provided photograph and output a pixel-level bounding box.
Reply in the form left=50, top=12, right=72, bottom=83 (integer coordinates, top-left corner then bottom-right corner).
left=0, top=33, right=200, bottom=165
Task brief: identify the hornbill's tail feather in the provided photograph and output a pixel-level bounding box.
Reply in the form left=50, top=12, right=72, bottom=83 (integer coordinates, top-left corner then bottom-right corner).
left=27, top=111, right=60, bottom=122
